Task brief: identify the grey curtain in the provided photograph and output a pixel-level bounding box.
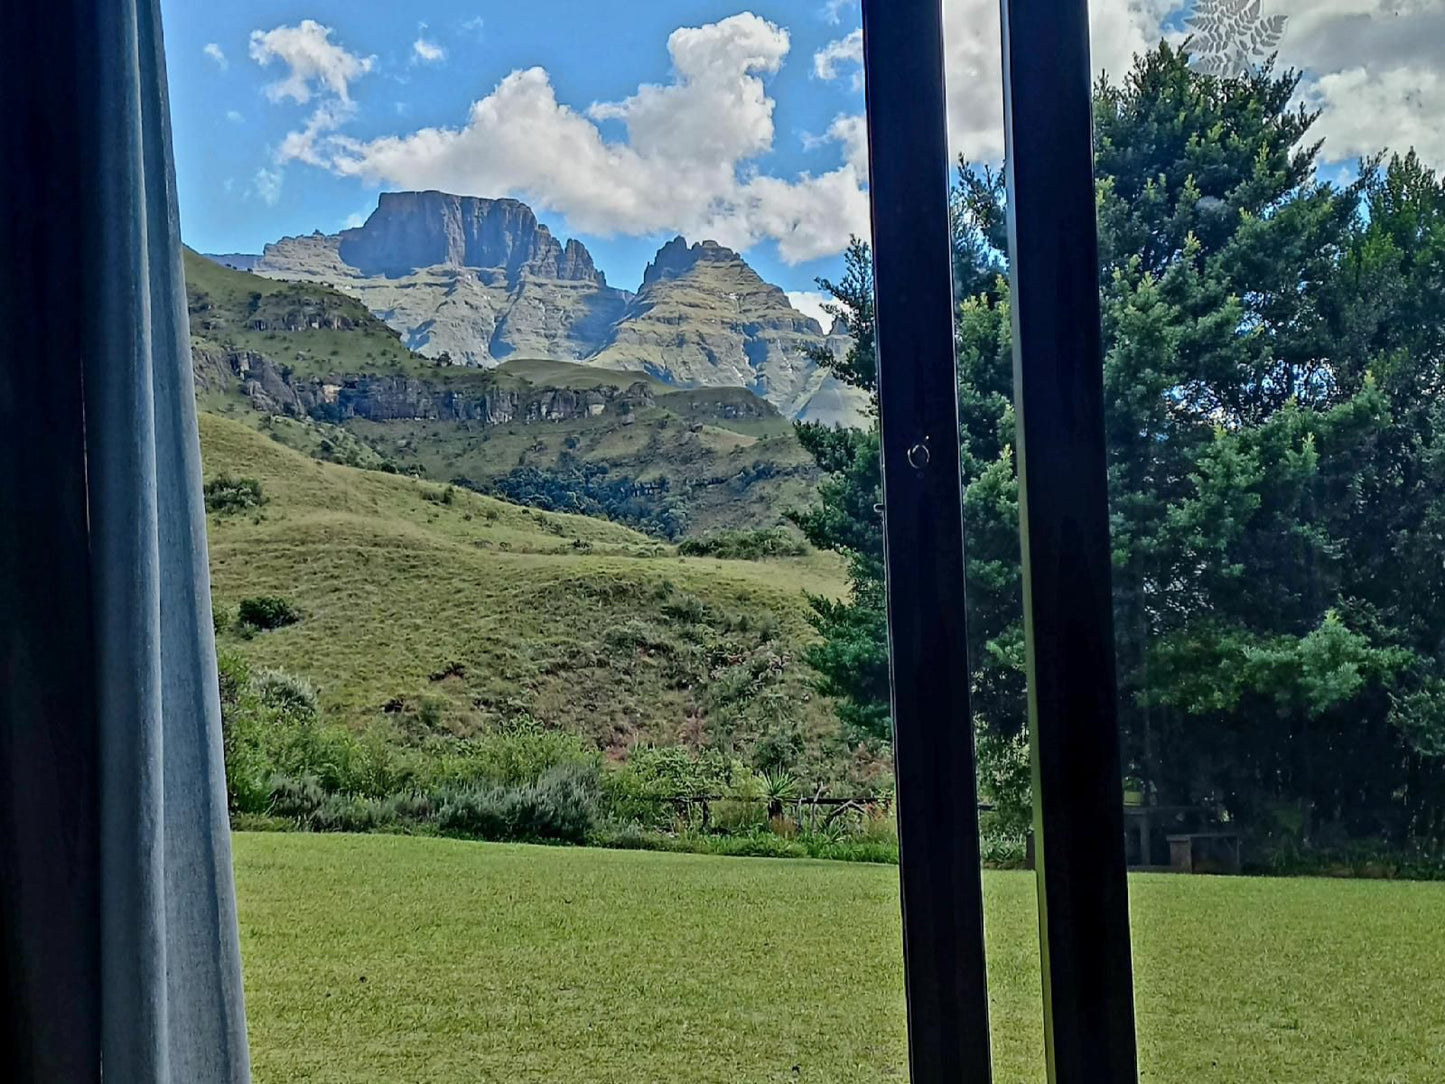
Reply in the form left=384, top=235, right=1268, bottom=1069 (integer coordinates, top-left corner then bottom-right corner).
left=0, top=1, right=252, bottom=1081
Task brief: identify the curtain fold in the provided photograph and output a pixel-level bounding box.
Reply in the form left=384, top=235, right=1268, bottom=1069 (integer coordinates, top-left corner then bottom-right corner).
left=0, top=1, right=252, bottom=1080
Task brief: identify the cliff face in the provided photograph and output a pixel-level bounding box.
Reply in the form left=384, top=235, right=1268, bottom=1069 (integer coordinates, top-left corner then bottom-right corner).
left=252, top=194, right=629, bottom=366
left=194, top=345, right=659, bottom=425
left=336, top=192, right=608, bottom=285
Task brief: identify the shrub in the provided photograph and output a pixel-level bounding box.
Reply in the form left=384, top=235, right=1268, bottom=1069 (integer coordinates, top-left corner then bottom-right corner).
left=237, top=595, right=301, bottom=631
left=204, top=474, right=265, bottom=514
left=436, top=764, right=598, bottom=843
left=677, top=528, right=807, bottom=561
left=253, top=668, right=319, bottom=720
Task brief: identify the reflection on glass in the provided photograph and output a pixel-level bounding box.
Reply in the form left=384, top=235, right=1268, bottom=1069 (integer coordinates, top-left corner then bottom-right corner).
left=1096, top=2, right=1445, bottom=1080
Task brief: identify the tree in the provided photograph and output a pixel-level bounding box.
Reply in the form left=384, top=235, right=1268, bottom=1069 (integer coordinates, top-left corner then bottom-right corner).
left=801, top=40, right=1445, bottom=848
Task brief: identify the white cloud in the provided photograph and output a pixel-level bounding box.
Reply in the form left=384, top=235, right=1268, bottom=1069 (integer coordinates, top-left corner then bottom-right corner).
left=934, top=0, right=1445, bottom=171
left=941, top=0, right=1176, bottom=161
left=413, top=37, right=447, bottom=65
left=787, top=290, right=837, bottom=329
left=277, top=98, right=357, bottom=166
left=252, top=168, right=284, bottom=206
left=226, top=109, right=245, bottom=124
left=821, top=0, right=853, bottom=25
left=813, top=29, right=863, bottom=90
left=1268, top=0, right=1445, bottom=171
left=249, top=21, right=375, bottom=167
left=204, top=43, right=228, bottom=70
left=463, top=16, right=485, bottom=37
left=248, top=20, right=375, bottom=104
left=319, top=14, right=870, bottom=263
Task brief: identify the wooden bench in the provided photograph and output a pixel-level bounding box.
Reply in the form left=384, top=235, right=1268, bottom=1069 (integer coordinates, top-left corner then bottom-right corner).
left=1167, top=832, right=1241, bottom=875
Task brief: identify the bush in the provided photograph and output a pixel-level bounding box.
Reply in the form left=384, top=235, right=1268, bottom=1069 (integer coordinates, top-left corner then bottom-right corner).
left=204, top=474, right=265, bottom=514
left=677, top=528, right=807, bottom=561
left=237, top=595, right=301, bottom=631
left=436, top=764, right=598, bottom=843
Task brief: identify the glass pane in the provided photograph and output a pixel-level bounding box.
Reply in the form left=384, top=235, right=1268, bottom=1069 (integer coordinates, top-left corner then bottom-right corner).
left=941, top=1, right=1044, bottom=1077
left=1086, top=3, right=1445, bottom=1081
left=165, top=3, right=907, bottom=1080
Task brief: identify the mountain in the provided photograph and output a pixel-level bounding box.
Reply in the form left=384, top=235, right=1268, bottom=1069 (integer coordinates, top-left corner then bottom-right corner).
left=218, top=191, right=867, bottom=425
left=245, top=192, right=630, bottom=366
left=185, top=248, right=821, bottom=537
left=588, top=236, right=854, bottom=419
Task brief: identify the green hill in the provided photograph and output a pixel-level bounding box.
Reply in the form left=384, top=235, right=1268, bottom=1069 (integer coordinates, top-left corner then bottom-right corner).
left=186, top=249, right=822, bottom=537
left=201, top=413, right=849, bottom=768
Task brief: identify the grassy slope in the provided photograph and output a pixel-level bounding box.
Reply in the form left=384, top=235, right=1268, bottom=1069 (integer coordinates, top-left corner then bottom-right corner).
left=202, top=413, right=844, bottom=750
left=185, top=247, right=426, bottom=380
left=236, top=833, right=1445, bottom=1084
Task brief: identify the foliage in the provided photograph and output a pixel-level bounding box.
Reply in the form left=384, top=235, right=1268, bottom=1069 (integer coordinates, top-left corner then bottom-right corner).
left=203, top=473, right=264, bottom=514
left=236, top=595, right=301, bottom=631
left=800, top=41, right=1445, bottom=851
left=463, top=462, right=689, bottom=538
left=677, top=527, right=807, bottom=560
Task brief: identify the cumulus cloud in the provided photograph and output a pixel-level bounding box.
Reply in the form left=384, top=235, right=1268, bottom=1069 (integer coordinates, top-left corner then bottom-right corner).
left=787, top=290, right=838, bottom=329
left=226, top=109, right=245, bottom=124
left=248, top=20, right=374, bottom=104
left=1267, top=0, right=1445, bottom=171
left=813, top=28, right=863, bottom=89
left=937, top=0, right=1445, bottom=171
left=204, top=43, right=228, bottom=70
left=249, top=21, right=376, bottom=168
left=939, top=0, right=1176, bottom=161
left=318, top=13, right=869, bottom=263
left=413, top=37, right=447, bottom=64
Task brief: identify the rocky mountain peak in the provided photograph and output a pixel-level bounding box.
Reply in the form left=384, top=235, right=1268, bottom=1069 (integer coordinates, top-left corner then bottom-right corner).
left=641, top=236, right=746, bottom=288
left=335, top=191, right=607, bottom=286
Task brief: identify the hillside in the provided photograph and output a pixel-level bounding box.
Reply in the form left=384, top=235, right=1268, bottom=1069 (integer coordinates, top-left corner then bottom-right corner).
left=200, top=413, right=849, bottom=765
left=221, top=190, right=869, bottom=424
left=187, top=248, right=824, bottom=537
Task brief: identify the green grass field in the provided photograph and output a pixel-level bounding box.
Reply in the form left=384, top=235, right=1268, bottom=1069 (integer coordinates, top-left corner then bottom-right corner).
left=235, top=833, right=1445, bottom=1083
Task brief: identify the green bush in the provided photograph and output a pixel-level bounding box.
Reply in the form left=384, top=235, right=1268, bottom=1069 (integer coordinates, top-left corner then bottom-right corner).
left=436, top=765, right=598, bottom=843
left=237, top=595, right=301, bottom=631
left=677, top=528, right=807, bottom=560
left=204, top=474, right=265, bottom=514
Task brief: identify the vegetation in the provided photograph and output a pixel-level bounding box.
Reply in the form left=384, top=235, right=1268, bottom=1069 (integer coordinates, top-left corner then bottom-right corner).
left=203, top=473, right=264, bottom=514
left=187, top=246, right=819, bottom=537
left=200, top=415, right=883, bottom=820
left=799, top=42, right=1445, bottom=861
left=236, top=596, right=301, bottom=632
left=234, top=833, right=1445, bottom=1083
left=677, top=527, right=808, bottom=560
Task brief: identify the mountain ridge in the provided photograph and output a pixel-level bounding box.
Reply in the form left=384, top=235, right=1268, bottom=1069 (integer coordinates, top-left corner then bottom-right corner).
left=209, top=191, right=866, bottom=426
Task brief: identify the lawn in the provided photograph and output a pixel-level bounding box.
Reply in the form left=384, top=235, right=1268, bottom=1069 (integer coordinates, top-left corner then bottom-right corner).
left=234, top=833, right=1445, bottom=1083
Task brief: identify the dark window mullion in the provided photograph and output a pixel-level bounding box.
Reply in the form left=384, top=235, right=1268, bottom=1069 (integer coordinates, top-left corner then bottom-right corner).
left=861, top=1, right=994, bottom=1081
left=1000, top=1, right=1141, bottom=1081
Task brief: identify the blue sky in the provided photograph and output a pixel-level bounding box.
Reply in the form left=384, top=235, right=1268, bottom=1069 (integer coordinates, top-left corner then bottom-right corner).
left=161, top=2, right=1445, bottom=303
left=162, top=2, right=871, bottom=298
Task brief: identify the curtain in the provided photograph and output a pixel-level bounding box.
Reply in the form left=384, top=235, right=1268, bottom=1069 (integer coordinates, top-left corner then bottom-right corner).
left=0, top=1, right=252, bottom=1080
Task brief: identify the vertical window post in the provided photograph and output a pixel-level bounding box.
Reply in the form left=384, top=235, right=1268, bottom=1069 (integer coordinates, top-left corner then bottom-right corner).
left=861, top=2, right=994, bottom=1081
left=999, top=0, right=1141, bottom=1081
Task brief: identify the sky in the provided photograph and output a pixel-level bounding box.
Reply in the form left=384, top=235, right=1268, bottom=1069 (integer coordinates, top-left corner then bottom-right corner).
left=162, top=1, right=1445, bottom=315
